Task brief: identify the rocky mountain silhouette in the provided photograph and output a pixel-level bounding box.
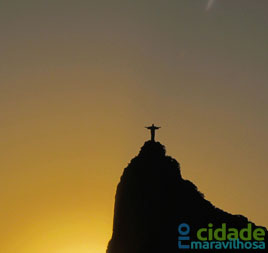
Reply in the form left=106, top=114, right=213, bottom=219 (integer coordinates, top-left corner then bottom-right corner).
left=107, top=141, right=267, bottom=252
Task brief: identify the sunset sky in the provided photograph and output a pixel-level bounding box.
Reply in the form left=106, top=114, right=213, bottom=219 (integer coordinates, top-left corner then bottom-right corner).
left=1, top=1, right=268, bottom=252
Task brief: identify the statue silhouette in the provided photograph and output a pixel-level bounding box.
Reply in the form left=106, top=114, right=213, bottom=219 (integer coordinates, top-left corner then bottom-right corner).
left=145, top=124, right=161, bottom=142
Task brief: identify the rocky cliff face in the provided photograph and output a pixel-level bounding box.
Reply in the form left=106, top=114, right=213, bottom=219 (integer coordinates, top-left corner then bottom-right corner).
left=107, top=141, right=267, bottom=253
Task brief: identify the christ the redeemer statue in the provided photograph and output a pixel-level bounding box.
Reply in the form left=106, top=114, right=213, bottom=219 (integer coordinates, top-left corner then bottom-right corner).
left=145, top=124, right=161, bottom=142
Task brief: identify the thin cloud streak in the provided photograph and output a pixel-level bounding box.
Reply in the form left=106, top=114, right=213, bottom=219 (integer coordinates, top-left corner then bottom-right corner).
left=206, top=0, right=215, bottom=11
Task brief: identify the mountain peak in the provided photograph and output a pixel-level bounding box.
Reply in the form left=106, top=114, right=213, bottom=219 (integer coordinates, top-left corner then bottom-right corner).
left=107, top=141, right=268, bottom=253
left=138, top=141, right=166, bottom=157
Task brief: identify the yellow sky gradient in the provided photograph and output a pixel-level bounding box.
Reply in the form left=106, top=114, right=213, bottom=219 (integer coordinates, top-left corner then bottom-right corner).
left=1, top=1, right=267, bottom=252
